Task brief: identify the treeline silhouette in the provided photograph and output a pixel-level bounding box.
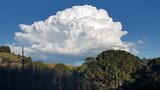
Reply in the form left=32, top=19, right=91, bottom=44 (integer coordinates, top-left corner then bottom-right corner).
left=0, top=46, right=160, bottom=90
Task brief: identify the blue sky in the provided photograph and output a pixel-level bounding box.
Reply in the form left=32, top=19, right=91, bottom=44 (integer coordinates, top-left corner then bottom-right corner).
left=0, top=0, right=160, bottom=64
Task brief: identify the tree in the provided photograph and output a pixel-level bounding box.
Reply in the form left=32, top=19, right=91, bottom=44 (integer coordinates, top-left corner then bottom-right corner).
left=0, top=46, right=11, bottom=53
left=82, top=50, right=142, bottom=89
left=84, top=57, right=96, bottom=62
left=54, top=63, right=71, bottom=72
left=33, top=60, right=47, bottom=71
left=124, top=57, right=160, bottom=89
left=147, top=58, right=160, bottom=83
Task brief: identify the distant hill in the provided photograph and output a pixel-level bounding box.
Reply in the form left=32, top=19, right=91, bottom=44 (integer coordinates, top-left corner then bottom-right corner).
left=0, top=46, right=74, bottom=69
left=0, top=52, right=23, bottom=68
left=0, top=45, right=22, bottom=63
left=0, top=52, right=22, bottom=62
left=0, top=46, right=27, bottom=68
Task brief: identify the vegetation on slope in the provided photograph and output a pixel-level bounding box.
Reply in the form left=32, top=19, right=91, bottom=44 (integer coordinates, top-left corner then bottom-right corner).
left=0, top=52, right=22, bottom=62
left=0, top=46, right=160, bottom=90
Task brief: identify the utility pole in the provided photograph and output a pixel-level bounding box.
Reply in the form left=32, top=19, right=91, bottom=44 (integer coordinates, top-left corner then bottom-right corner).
left=22, top=46, right=24, bottom=68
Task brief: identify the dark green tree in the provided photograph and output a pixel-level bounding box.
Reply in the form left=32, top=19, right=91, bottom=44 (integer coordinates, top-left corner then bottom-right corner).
left=33, top=60, right=47, bottom=71
left=54, top=63, right=71, bottom=72
left=81, top=50, right=142, bottom=89
left=0, top=46, right=11, bottom=53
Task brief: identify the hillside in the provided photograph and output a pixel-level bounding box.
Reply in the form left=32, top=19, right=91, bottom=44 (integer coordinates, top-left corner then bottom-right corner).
left=0, top=45, right=21, bottom=62
left=0, top=52, right=22, bottom=62
left=0, top=52, right=23, bottom=68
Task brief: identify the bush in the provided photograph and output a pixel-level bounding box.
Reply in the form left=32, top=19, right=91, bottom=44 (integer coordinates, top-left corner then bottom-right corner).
left=0, top=46, right=11, bottom=53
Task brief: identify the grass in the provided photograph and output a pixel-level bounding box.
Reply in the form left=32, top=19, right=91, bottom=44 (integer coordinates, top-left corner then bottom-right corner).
left=0, top=52, right=74, bottom=68
left=0, top=52, right=22, bottom=62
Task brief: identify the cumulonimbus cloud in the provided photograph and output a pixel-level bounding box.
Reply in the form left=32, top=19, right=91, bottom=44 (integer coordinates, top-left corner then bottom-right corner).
left=12, top=5, right=138, bottom=64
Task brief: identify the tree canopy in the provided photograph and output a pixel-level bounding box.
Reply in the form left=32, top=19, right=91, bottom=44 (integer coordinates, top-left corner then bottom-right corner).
left=0, top=46, right=11, bottom=53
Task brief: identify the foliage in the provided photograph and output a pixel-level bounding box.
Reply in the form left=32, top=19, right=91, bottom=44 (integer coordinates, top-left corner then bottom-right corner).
left=122, top=57, right=160, bottom=89
left=0, top=46, right=160, bottom=90
left=33, top=60, right=47, bottom=71
left=54, top=63, right=71, bottom=72
left=0, top=46, right=11, bottom=53
left=78, top=50, right=142, bottom=88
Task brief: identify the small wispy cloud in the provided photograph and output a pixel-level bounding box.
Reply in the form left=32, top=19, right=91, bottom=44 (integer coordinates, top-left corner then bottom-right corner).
left=137, top=40, right=146, bottom=44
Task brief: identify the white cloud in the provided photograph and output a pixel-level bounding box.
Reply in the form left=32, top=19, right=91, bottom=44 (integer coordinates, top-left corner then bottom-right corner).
left=137, top=40, right=145, bottom=44
left=12, top=5, right=137, bottom=64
